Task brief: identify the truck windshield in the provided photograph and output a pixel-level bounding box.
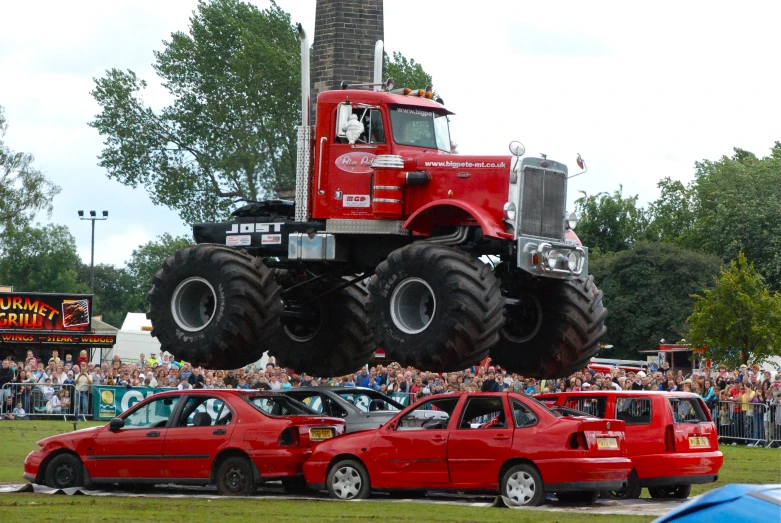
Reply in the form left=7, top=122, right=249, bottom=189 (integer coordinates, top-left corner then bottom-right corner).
left=390, top=106, right=451, bottom=152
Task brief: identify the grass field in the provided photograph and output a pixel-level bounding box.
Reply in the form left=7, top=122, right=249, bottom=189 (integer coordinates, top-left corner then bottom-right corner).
left=0, top=421, right=779, bottom=523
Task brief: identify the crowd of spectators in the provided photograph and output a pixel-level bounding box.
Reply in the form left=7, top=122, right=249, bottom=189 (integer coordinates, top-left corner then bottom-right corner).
left=1, top=348, right=779, bottom=446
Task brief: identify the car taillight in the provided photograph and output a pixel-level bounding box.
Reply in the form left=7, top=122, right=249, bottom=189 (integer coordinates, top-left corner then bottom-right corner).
left=278, top=427, right=300, bottom=446
left=569, top=432, right=587, bottom=450
left=664, top=424, right=676, bottom=452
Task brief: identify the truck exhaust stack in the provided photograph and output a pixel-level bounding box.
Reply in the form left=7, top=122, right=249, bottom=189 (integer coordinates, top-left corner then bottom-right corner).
left=298, top=23, right=310, bottom=127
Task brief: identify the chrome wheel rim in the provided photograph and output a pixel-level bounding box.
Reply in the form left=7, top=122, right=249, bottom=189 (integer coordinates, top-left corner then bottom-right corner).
left=332, top=465, right=363, bottom=500
left=390, top=277, right=436, bottom=334
left=506, top=471, right=536, bottom=504
left=171, top=277, right=217, bottom=332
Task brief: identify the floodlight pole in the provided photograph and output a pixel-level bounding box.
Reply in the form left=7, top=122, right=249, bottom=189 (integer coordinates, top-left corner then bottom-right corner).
left=78, top=211, right=109, bottom=294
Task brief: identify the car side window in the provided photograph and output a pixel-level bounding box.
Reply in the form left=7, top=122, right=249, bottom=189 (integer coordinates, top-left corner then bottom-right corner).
left=122, top=396, right=180, bottom=429
left=458, top=397, right=507, bottom=429
left=511, top=400, right=538, bottom=428
left=177, top=396, right=230, bottom=427
left=288, top=393, right=326, bottom=414
left=397, top=397, right=459, bottom=431
left=615, top=397, right=652, bottom=425
left=336, top=105, right=386, bottom=144
left=564, top=396, right=607, bottom=418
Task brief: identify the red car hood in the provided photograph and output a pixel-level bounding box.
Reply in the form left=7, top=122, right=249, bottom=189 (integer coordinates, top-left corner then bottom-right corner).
left=38, top=424, right=104, bottom=448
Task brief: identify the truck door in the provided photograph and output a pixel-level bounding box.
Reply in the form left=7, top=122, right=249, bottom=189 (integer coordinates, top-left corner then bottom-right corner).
left=325, top=105, right=390, bottom=218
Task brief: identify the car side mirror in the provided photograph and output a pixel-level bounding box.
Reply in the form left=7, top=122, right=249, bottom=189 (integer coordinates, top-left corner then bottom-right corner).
left=109, top=418, right=124, bottom=431
left=336, top=104, right=352, bottom=138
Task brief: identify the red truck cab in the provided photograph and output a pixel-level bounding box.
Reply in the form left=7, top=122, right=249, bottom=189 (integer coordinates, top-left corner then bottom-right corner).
left=537, top=390, right=723, bottom=499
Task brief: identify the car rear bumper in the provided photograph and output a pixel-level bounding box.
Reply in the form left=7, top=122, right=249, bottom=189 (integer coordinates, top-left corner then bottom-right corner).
left=633, top=451, right=723, bottom=483
left=536, top=457, right=632, bottom=491
left=24, top=450, right=44, bottom=483
left=248, top=448, right=312, bottom=479
left=303, top=459, right=329, bottom=488
left=639, top=474, right=718, bottom=488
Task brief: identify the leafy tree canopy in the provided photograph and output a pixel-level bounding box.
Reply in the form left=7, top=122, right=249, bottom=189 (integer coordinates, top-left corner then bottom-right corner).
left=385, top=51, right=433, bottom=92
left=0, top=222, right=87, bottom=294
left=0, top=106, right=61, bottom=231
left=688, top=252, right=781, bottom=367
left=590, top=242, right=722, bottom=359
left=90, top=0, right=301, bottom=224
left=690, top=143, right=781, bottom=291
left=574, top=186, right=649, bottom=256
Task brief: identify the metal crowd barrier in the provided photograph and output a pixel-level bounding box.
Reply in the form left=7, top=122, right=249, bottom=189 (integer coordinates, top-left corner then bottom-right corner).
left=713, top=400, right=781, bottom=447
left=1, top=383, right=89, bottom=420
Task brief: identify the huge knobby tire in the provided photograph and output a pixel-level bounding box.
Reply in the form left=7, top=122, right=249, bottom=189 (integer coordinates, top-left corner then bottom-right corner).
left=269, top=278, right=376, bottom=377
left=368, top=244, right=504, bottom=372
left=147, top=244, right=283, bottom=369
left=489, top=272, right=607, bottom=378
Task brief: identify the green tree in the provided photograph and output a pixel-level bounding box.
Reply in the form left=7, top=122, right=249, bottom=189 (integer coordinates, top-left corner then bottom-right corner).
left=590, top=242, right=722, bottom=359
left=689, top=144, right=781, bottom=291
left=574, top=186, right=649, bottom=255
left=90, top=0, right=301, bottom=224
left=385, top=51, right=433, bottom=91
left=0, top=223, right=88, bottom=294
left=76, top=264, right=137, bottom=328
left=126, top=233, right=194, bottom=310
left=0, top=106, right=60, bottom=229
left=687, top=253, right=781, bottom=367
left=645, top=177, right=697, bottom=247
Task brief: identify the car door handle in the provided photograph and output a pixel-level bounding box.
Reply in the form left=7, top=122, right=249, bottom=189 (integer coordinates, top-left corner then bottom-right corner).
left=146, top=431, right=160, bottom=437
left=494, top=435, right=510, bottom=440
left=432, top=435, right=445, bottom=442
left=213, top=429, right=227, bottom=435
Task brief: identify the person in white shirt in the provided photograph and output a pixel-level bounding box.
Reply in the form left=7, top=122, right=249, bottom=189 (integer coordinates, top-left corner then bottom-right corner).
left=41, top=379, right=55, bottom=401
left=177, top=380, right=193, bottom=390
left=145, top=372, right=158, bottom=388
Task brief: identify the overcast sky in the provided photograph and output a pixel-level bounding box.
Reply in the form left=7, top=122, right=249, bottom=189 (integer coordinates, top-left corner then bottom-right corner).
left=0, top=0, right=779, bottom=268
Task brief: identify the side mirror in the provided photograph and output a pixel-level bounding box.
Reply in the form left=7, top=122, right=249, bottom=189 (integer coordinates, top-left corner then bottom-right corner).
left=335, top=104, right=352, bottom=138
left=109, top=418, right=124, bottom=431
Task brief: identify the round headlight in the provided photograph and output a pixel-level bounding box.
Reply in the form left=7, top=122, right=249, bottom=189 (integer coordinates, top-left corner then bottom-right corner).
left=503, top=202, right=517, bottom=222
left=546, top=250, right=558, bottom=268
left=567, top=252, right=579, bottom=271
left=566, top=212, right=578, bottom=230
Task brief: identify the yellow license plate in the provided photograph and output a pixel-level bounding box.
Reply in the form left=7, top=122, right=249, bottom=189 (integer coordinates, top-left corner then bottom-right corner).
left=689, top=436, right=709, bottom=448
left=596, top=437, right=618, bottom=449
left=309, top=427, right=335, bottom=441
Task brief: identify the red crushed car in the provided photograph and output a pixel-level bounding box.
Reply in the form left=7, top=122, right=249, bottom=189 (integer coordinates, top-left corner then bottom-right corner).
left=537, top=391, right=724, bottom=499
left=303, top=392, right=632, bottom=505
left=24, top=389, right=344, bottom=495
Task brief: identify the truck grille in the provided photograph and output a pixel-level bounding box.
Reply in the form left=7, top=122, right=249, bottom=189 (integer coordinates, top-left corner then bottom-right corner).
left=519, top=166, right=566, bottom=239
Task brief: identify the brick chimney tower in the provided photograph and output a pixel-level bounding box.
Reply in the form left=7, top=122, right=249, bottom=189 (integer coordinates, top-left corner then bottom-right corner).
left=311, top=0, right=384, bottom=119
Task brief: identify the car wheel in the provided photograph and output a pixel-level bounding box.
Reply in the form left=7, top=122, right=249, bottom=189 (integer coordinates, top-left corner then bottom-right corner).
left=327, top=459, right=370, bottom=500
left=603, top=470, right=642, bottom=499
left=501, top=464, right=545, bottom=506
left=557, top=490, right=599, bottom=504
left=44, top=454, right=84, bottom=489
left=216, top=457, right=256, bottom=496
left=648, top=484, right=691, bottom=499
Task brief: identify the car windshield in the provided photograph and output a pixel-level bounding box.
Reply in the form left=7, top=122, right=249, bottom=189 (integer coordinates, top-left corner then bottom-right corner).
left=390, top=106, right=450, bottom=152
left=524, top=395, right=561, bottom=417
left=246, top=395, right=318, bottom=417
left=337, top=390, right=404, bottom=413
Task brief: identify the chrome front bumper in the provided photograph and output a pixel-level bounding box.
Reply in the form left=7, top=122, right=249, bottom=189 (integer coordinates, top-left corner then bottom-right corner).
left=517, top=237, right=588, bottom=280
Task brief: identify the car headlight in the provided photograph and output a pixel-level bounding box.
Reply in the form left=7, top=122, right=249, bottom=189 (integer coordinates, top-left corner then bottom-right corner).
left=567, top=252, right=579, bottom=271
left=503, top=202, right=516, bottom=222
left=547, top=250, right=559, bottom=268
